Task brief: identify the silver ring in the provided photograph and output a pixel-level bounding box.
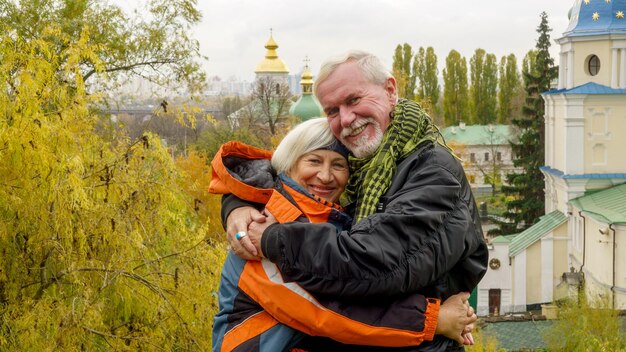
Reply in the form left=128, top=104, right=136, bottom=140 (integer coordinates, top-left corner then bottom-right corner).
left=235, top=231, right=248, bottom=241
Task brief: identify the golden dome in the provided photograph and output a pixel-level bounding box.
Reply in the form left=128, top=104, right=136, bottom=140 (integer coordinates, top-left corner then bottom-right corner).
left=255, top=34, right=289, bottom=73
left=299, top=63, right=314, bottom=95
left=300, top=65, right=314, bottom=86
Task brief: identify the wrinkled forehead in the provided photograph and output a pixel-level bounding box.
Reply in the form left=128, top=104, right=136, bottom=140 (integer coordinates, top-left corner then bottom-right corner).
left=316, top=61, right=367, bottom=96
left=316, top=64, right=370, bottom=102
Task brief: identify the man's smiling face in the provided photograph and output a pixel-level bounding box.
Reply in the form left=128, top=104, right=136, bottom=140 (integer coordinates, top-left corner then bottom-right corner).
left=316, top=61, right=397, bottom=158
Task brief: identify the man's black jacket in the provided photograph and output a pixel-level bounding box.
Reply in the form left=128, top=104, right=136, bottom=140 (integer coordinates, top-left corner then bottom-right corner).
left=223, top=141, right=489, bottom=351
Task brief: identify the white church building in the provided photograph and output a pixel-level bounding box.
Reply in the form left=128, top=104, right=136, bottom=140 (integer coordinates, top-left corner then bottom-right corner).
left=477, top=0, right=626, bottom=315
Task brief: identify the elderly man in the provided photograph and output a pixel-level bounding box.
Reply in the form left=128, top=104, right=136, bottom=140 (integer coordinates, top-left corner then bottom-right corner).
left=224, top=50, right=488, bottom=351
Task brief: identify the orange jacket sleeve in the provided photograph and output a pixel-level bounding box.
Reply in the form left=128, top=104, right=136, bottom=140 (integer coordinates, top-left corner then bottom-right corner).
left=238, top=260, right=439, bottom=347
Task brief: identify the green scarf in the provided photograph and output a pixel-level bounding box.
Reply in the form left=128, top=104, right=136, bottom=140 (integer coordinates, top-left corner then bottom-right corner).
left=340, top=99, right=451, bottom=224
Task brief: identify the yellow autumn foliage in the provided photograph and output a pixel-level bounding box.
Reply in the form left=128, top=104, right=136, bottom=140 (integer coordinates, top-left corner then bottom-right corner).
left=175, top=151, right=225, bottom=241
left=0, top=24, right=225, bottom=351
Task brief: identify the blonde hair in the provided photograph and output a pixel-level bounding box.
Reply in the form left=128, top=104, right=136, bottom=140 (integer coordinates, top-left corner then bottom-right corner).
left=271, top=118, right=337, bottom=174
left=314, top=50, right=392, bottom=98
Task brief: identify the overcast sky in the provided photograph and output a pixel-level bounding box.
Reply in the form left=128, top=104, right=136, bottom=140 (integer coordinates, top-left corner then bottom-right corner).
left=192, top=0, right=575, bottom=82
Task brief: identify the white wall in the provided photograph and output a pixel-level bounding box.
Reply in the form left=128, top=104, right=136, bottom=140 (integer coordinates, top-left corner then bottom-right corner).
left=477, top=242, right=513, bottom=316
left=512, top=251, right=527, bottom=312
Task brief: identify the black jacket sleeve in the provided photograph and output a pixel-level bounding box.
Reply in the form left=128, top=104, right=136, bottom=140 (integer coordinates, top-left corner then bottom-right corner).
left=220, top=194, right=265, bottom=229
left=261, top=143, right=488, bottom=299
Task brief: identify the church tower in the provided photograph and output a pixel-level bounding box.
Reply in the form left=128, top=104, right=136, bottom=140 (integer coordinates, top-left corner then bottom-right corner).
left=255, top=31, right=289, bottom=85
left=289, top=59, right=323, bottom=121
left=542, top=0, right=626, bottom=214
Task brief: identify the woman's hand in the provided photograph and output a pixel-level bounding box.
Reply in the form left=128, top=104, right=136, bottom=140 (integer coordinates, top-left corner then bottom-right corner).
left=247, top=210, right=277, bottom=258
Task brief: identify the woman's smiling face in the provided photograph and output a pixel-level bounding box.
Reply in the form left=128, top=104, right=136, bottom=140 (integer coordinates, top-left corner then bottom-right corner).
left=288, top=149, right=349, bottom=203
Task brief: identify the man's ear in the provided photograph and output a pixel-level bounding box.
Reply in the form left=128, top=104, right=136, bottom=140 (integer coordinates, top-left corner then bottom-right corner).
left=385, top=76, right=397, bottom=103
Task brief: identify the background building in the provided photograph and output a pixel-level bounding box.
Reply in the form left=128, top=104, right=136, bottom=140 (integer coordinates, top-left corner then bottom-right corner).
left=442, top=123, right=519, bottom=195
left=479, top=0, right=626, bottom=316
left=543, top=0, right=626, bottom=310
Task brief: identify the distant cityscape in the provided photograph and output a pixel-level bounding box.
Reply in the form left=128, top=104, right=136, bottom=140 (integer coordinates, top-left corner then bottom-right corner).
left=205, top=73, right=305, bottom=97
left=113, top=71, right=307, bottom=100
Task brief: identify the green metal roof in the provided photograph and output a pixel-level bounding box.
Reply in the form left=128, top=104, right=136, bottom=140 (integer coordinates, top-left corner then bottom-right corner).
left=509, top=211, right=567, bottom=257
left=569, top=183, right=626, bottom=225
left=441, top=124, right=514, bottom=145
left=289, top=94, right=323, bottom=121
left=492, top=234, right=518, bottom=244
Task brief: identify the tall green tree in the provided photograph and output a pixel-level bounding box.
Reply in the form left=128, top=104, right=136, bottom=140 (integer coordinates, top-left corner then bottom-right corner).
left=469, top=49, right=498, bottom=124
left=392, top=43, right=416, bottom=100
left=510, top=49, right=539, bottom=124
left=415, top=46, right=440, bottom=116
left=497, top=54, right=521, bottom=124
left=522, top=50, right=539, bottom=79
left=497, top=12, right=557, bottom=235
left=443, top=50, right=470, bottom=126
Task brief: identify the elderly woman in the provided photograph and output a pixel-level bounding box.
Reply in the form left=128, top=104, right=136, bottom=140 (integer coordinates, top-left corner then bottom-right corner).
left=210, top=118, right=472, bottom=352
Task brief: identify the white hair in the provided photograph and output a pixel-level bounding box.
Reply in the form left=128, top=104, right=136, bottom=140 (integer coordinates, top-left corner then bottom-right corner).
left=314, top=50, right=392, bottom=98
left=271, top=118, right=337, bottom=174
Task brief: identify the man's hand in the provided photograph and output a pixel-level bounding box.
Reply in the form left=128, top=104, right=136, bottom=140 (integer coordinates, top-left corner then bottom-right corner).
left=248, top=210, right=277, bottom=258
left=461, top=308, right=475, bottom=345
left=435, top=292, right=477, bottom=345
left=226, top=206, right=266, bottom=260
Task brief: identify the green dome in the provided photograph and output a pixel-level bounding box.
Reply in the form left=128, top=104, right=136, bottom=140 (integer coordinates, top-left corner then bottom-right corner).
left=289, top=94, right=323, bottom=121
